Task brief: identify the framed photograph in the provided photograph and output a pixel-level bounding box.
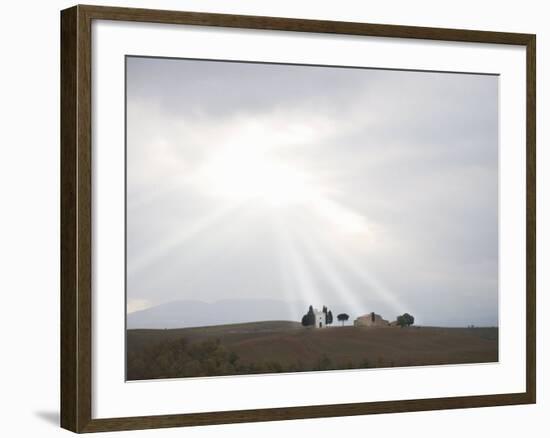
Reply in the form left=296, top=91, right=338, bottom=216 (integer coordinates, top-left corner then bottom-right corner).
left=60, top=4, right=536, bottom=433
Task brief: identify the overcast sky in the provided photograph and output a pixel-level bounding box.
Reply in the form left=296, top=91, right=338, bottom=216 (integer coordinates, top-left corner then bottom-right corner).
left=126, top=56, right=498, bottom=327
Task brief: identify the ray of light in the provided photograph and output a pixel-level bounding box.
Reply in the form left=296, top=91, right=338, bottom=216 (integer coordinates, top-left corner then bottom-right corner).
left=136, top=203, right=281, bottom=300
left=310, top=196, right=369, bottom=235
left=127, top=201, right=245, bottom=275
left=288, top=220, right=369, bottom=318
left=269, top=210, right=328, bottom=315
left=316, top=227, right=412, bottom=317
left=292, top=201, right=413, bottom=318
left=268, top=211, right=306, bottom=320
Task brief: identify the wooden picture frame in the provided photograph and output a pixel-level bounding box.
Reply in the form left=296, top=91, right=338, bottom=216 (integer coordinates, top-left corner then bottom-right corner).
left=61, top=4, right=536, bottom=433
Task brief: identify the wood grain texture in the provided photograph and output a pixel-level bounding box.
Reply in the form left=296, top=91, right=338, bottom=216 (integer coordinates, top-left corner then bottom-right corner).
left=78, top=3, right=534, bottom=44
left=60, top=5, right=78, bottom=432
left=61, top=5, right=93, bottom=432
left=60, top=4, right=536, bottom=433
left=81, top=393, right=534, bottom=433
left=525, top=34, right=536, bottom=404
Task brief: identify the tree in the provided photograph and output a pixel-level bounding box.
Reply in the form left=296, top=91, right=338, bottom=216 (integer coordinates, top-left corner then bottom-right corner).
left=396, top=313, right=415, bottom=328
left=301, top=305, right=316, bottom=327
left=337, top=313, right=349, bottom=326
left=321, top=306, right=333, bottom=326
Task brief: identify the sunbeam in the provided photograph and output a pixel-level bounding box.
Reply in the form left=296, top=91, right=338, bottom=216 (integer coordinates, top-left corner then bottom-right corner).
left=127, top=201, right=245, bottom=275
left=269, top=210, right=328, bottom=312
left=268, top=211, right=310, bottom=320
left=314, top=226, right=413, bottom=317
left=288, top=220, right=369, bottom=318
left=135, top=203, right=282, bottom=299
left=288, top=203, right=411, bottom=318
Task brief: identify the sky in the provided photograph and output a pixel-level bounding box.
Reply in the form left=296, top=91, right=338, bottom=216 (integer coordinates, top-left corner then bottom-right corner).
left=125, top=56, right=498, bottom=327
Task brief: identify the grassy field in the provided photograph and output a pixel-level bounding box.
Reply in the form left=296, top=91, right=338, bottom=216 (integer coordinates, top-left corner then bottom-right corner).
left=126, top=321, right=498, bottom=380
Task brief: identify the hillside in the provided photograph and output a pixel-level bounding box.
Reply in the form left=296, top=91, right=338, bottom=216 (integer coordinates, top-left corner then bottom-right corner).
left=126, top=321, right=498, bottom=380
left=126, top=299, right=396, bottom=329
left=126, top=299, right=309, bottom=329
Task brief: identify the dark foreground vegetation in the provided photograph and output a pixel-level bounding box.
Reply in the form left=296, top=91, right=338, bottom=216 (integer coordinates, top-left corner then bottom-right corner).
left=126, top=321, right=498, bottom=380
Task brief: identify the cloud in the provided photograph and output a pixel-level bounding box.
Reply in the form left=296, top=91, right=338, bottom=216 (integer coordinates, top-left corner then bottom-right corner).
left=126, top=56, right=498, bottom=327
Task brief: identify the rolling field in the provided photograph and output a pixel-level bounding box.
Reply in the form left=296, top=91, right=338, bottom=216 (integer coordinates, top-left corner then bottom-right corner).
left=126, top=321, right=498, bottom=380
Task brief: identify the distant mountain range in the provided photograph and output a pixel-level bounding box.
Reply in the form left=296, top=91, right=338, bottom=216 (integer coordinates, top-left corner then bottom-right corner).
left=127, top=298, right=311, bottom=329
left=127, top=297, right=498, bottom=330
